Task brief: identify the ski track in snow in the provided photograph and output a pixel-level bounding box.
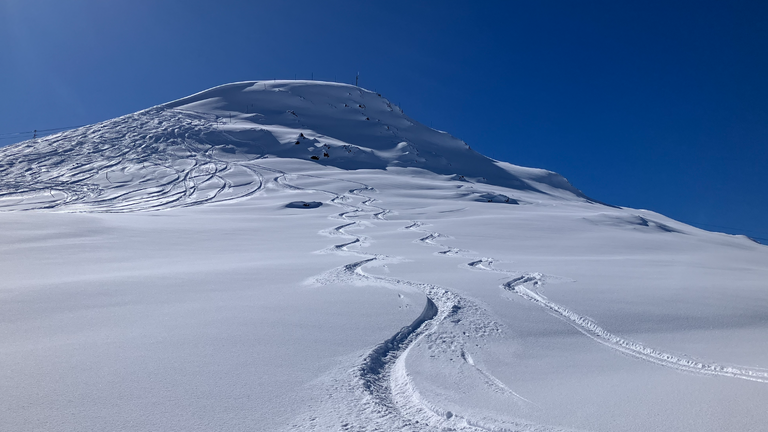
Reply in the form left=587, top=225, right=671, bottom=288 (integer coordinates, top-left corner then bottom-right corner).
left=0, top=109, right=266, bottom=212
left=502, top=273, right=768, bottom=383
left=273, top=174, right=567, bottom=432
left=405, top=222, right=768, bottom=384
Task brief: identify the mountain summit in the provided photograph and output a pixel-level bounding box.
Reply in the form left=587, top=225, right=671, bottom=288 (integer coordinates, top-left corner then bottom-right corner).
left=0, top=80, right=584, bottom=212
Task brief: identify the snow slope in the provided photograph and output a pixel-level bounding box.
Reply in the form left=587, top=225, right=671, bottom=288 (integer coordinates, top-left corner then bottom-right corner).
left=1, top=81, right=767, bottom=432
left=0, top=81, right=583, bottom=212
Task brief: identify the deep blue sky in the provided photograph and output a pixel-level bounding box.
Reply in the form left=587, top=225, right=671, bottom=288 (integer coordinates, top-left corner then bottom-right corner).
left=2, top=0, right=767, bottom=241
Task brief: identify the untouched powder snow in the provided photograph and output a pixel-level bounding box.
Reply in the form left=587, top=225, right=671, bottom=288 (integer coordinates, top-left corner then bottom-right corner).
left=1, top=81, right=767, bottom=432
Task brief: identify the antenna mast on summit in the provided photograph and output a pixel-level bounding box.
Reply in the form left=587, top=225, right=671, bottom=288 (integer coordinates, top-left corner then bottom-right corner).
left=356, top=72, right=359, bottom=87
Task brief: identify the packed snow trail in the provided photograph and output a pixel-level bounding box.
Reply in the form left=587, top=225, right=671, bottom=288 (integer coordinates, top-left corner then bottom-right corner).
left=405, top=221, right=768, bottom=384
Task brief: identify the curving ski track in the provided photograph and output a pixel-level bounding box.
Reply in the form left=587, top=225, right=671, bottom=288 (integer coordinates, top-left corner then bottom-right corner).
left=405, top=221, right=768, bottom=384
left=0, top=109, right=266, bottom=212
left=274, top=174, right=568, bottom=432
left=503, top=273, right=768, bottom=383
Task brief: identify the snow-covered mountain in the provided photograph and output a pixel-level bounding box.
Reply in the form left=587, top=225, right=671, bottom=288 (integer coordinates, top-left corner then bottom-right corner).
left=1, top=81, right=766, bottom=432
left=0, top=81, right=583, bottom=212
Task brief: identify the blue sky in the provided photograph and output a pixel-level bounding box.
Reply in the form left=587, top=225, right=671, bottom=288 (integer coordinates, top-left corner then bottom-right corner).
left=1, top=0, right=766, bottom=241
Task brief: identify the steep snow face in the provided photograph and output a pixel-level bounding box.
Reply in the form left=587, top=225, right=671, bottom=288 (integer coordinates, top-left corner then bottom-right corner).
left=0, top=81, right=583, bottom=212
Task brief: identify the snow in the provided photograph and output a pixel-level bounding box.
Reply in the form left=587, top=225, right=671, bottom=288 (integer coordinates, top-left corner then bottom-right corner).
left=0, top=81, right=766, bottom=432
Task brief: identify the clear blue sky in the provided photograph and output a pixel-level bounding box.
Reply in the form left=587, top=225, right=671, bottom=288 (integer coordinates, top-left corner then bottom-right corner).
left=2, top=0, right=766, bottom=241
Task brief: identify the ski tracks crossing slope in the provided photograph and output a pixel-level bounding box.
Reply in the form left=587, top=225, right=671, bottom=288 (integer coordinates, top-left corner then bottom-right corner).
left=0, top=109, right=267, bottom=212
left=275, top=172, right=566, bottom=432
left=405, top=221, right=768, bottom=384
